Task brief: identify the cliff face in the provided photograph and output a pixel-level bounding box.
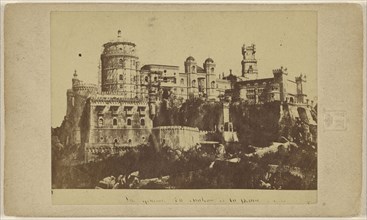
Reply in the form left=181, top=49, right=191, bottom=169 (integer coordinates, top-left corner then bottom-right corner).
left=230, top=101, right=317, bottom=147
left=153, top=97, right=223, bottom=131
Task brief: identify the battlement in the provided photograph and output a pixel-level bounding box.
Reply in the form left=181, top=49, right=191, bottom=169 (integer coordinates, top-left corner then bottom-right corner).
left=152, top=126, right=199, bottom=132
left=272, top=66, right=288, bottom=75
left=90, top=95, right=148, bottom=106
left=295, top=73, right=307, bottom=82
left=244, top=43, right=256, bottom=51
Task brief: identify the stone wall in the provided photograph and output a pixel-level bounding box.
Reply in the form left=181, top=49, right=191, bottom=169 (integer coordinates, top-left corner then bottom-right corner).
left=151, top=126, right=200, bottom=151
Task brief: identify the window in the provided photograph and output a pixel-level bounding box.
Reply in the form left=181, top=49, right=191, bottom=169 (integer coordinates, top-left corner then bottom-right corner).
left=113, top=118, right=117, bottom=126
left=211, top=67, right=214, bottom=73
left=140, top=118, right=145, bottom=126
left=119, top=75, right=123, bottom=80
left=192, top=66, right=196, bottom=72
left=100, top=136, right=104, bottom=142
left=127, top=118, right=132, bottom=126
left=142, top=136, right=146, bottom=140
left=211, top=81, right=215, bottom=89
left=192, top=80, right=196, bottom=87
left=114, top=138, right=118, bottom=144
left=98, top=117, right=104, bottom=127
left=145, top=76, right=149, bottom=82
left=128, top=139, right=132, bottom=144
left=180, top=78, right=184, bottom=85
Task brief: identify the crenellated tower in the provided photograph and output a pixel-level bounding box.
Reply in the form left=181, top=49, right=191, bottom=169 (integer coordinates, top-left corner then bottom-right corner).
left=295, top=73, right=307, bottom=103
left=241, top=43, right=258, bottom=80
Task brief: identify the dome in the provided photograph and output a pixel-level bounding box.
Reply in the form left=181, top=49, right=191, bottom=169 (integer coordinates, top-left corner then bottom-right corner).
left=205, top=58, right=214, bottom=63
left=186, top=56, right=195, bottom=62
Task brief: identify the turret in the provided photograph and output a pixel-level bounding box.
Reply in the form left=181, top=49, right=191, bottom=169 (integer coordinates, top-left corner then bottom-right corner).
left=184, top=56, right=197, bottom=74
left=273, top=66, right=288, bottom=102
left=241, top=43, right=258, bottom=80
left=295, top=73, right=307, bottom=103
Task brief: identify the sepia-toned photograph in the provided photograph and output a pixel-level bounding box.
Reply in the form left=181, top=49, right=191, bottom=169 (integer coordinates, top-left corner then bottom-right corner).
left=51, top=11, right=318, bottom=191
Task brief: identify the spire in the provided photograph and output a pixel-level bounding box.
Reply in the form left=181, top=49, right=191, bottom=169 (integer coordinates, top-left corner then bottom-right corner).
left=117, top=29, right=122, bottom=38
left=73, top=69, right=78, bottom=78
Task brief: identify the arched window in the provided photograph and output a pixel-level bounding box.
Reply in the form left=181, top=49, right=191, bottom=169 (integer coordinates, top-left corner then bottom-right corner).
left=98, top=117, right=103, bottom=127
left=210, top=67, right=214, bottom=73
left=211, top=81, right=215, bottom=89
left=113, top=118, right=117, bottom=126
left=140, top=118, right=145, bottom=126
left=290, top=97, right=294, bottom=103
left=145, top=76, right=149, bottom=82
left=114, top=138, right=118, bottom=144
left=127, top=118, right=132, bottom=126
left=191, top=66, right=196, bottom=72
left=192, top=80, right=196, bottom=87
left=128, top=139, right=132, bottom=144
left=180, top=78, right=184, bottom=85
left=71, top=97, right=75, bottom=107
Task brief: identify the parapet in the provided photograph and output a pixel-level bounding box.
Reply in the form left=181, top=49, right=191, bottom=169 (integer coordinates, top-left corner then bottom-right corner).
left=295, top=73, right=307, bottom=83
left=90, top=94, right=149, bottom=106
left=272, top=66, right=288, bottom=76
left=152, top=126, right=200, bottom=132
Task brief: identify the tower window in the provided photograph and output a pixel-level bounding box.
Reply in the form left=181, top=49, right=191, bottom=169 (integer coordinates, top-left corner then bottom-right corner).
left=113, top=118, right=117, bottom=126
left=140, top=118, right=145, bottom=126
left=119, top=75, right=123, bottom=80
left=114, top=138, right=118, bottom=144
left=145, top=76, right=149, bottom=82
left=192, top=80, right=196, bottom=88
left=211, top=67, right=214, bottom=73
left=211, top=81, right=215, bottom=89
left=180, top=78, right=184, bottom=85
left=192, top=66, right=196, bottom=72
left=127, top=118, right=132, bottom=126
left=128, top=139, right=132, bottom=144
left=98, top=117, right=104, bottom=127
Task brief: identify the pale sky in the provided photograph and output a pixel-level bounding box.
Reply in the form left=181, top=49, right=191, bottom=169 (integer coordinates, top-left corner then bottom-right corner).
left=51, top=11, right=317, bottom=127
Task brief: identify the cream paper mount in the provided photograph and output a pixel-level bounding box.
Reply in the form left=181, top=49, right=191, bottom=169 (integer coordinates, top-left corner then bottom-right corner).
left=3, top=3, right=365, bottom=217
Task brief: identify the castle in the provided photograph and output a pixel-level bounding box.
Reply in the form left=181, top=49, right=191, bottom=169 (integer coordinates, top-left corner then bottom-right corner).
left=64, top=30, right=314, bottom=162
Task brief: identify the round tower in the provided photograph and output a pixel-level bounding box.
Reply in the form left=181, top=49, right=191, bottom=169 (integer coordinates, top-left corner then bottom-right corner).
left=184, top=56, right=197, bottom=74
left=100, top=30, right=140, bottom=98
left=203, top=58, right=216, bottom=99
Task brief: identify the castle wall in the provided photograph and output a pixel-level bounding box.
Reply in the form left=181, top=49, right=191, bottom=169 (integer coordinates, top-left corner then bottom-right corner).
left=151, top=126, right=200, bottom=151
